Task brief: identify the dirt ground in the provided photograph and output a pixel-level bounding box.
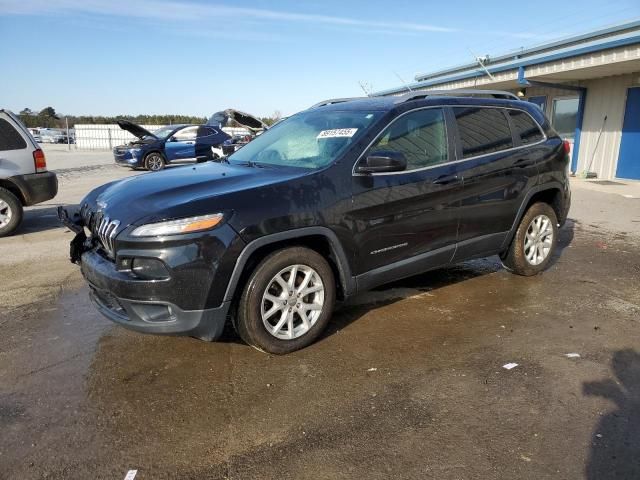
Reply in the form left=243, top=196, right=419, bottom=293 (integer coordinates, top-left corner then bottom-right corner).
left=0, top=165, right=639, bottom=479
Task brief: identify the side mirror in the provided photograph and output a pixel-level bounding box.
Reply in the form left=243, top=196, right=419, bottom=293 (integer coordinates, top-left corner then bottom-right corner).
left=357, top=151, right=407, bottom=174
left=168, top=136, right=178, bottom=142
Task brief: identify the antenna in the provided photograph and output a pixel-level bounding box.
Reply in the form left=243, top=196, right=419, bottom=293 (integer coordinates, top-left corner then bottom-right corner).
left=467, top=48, right=495, bottom=81
left=393, top=71, right=413, bottom=92
left=357, top=81, right=373, bottom=96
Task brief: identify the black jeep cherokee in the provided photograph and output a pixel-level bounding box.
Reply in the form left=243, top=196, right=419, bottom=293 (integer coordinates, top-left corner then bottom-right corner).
left=59, top=90, right=570, bottom=354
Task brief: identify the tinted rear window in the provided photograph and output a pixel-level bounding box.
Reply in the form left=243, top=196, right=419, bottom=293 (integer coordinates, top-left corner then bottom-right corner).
left=509, top=110, right=544, bottom=144
left=453, top=107, right=513, bottom=158
left=0, top=118, right=27, bottom=151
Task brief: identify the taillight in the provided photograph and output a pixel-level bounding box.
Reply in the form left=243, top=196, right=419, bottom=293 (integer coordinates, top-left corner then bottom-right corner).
left=33, top=149, right=47, bottom=172
left=563, top=140, right=571, bottom=156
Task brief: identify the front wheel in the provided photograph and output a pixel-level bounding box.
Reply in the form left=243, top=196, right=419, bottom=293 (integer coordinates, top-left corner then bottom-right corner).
left=501, top=202, right=558, bottom=276
left=0, top=187, right=23, bottom=237
left=144, top=152, right=165, bottom=171
left=234, top=247, right=336, bottom=354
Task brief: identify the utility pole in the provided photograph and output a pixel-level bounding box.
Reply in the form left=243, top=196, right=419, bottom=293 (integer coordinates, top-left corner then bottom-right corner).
left=65, top=116, right=70, bottom=151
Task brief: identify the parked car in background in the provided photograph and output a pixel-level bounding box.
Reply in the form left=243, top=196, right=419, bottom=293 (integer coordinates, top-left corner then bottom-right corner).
left=40, top=129, right=68, bottom=144
left=28, top=128, right=42, bottom=143
left=113, top=121, right=231, bottom=171
left=0, top=110, right=58, bottom=236
left=210, top=109, right=268, bottom=156
left=60, top=90, right=570, bottom=354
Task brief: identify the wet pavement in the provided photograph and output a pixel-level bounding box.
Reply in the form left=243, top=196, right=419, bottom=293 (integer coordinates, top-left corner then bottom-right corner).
left=1, top=175, right=639, bottom=479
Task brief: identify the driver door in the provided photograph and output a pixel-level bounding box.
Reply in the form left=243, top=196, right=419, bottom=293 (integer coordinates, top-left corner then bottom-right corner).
left=348, top=107, right=462, bottom=287
left=165, top=126, right=197, bottom=161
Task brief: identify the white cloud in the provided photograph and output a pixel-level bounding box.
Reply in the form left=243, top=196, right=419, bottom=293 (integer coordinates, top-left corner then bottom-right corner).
left=0, top=0, right=559, bottom=40
left=0, top=0, right=456, bottom=34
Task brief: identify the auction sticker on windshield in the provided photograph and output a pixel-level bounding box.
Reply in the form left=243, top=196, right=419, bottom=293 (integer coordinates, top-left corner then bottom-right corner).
left=317, top=128, right=358, bottom=139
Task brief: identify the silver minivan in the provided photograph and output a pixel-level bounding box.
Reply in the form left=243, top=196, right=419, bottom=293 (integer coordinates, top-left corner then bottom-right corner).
left=0, top=110, right=58, bottom=236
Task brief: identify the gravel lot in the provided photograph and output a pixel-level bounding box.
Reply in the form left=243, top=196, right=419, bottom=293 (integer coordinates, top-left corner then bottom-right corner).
left=0, top=162, right=638, bottom=479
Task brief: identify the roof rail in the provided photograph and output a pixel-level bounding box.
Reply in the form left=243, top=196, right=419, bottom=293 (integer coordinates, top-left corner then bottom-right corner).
left=310, top=97, right=364, bottom=109
left=393, top=89, right=520, bottom=104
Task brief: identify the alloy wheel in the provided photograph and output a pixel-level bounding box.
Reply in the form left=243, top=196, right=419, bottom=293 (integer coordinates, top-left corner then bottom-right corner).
left=261, top=264, right=325, bottom=340
left=524, top=214, right=553, bottom=266
left=147, top=154, right=164, bottom=171
left=0, top=199, right=12, bottom=228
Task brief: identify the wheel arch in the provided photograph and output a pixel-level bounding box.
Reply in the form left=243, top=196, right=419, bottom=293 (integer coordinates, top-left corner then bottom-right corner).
left=143, top=149, right=167, bottom=165
left=223, top=227, right=356, bottom=304
left=0, top=179, right=26, bottom=205
left=502, top=183, right=565, bottom=250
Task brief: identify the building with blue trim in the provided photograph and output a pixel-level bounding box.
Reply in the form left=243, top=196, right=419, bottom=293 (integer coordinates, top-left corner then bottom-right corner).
left=374, top=20, right=640, bottom=180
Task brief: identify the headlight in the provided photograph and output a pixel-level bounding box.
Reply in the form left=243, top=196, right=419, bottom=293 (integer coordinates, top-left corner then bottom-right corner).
left=131, top=213, right=224, bottom=237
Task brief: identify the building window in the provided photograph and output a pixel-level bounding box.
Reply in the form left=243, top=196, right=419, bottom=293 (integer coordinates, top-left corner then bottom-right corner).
left=552, top=97, right=580, bottom=138
left=527, top=96, right=547, bottom=113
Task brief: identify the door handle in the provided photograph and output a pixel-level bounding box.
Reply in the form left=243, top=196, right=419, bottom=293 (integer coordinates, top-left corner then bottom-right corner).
left=433, top=174, right=460, bottom=185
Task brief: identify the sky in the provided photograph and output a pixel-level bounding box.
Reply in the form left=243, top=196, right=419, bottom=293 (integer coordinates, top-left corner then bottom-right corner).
left=1, top=0, right=639, bottom=118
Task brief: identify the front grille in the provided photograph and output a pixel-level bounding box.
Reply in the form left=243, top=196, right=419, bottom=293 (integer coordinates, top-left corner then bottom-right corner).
left=80, top=203, right=120, bottom=258
left=97, top=216, right=120, bottom=258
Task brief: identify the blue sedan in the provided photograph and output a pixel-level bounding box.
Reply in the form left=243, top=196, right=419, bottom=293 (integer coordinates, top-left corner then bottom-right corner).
left=113, top=121, right=231, bottom=171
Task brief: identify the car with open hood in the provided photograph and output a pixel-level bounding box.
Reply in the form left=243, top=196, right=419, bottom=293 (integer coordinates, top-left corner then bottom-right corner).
left=113, top=121, right=231, bottom=171
left=207, top=109, right=269, bottom=155
left=60, top=90, right=571, bottom=354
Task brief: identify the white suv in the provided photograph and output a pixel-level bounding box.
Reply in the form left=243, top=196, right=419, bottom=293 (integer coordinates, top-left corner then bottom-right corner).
left=0, top=110, right=58, bottom=236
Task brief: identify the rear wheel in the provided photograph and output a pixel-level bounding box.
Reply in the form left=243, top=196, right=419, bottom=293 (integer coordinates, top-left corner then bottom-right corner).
left=501, top=202, right=558, bottom=276
left=145, top=152, right=165, bottom=171
left=0, top=188, right=23, bottom=237
left=235, top=247, right=335, bottom=354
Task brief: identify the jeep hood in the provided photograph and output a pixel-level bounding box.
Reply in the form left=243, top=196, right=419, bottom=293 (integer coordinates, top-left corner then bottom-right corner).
left=85, top=163, right=304, bottom=228
left=117, top=120, right=156, bottom=139
left=207, top=109, right=267, bottom=132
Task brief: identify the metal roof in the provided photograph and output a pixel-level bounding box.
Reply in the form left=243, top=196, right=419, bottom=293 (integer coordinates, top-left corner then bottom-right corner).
left=374, top=19, right=640, bottom=96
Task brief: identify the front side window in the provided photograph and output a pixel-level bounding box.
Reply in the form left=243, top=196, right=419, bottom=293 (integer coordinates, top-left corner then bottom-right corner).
left=0, top=118, right=27, bottom=151
left=228, top=109, right=383, bottom=169
left=551, top=97, right=579, bottom=138
left=454, top=107, right=513, bottom=158
left=368, top=108, right=448, bottom=170
left=509, top=110, right=544, bottom=145
left=173, top=126, right=198, bottom=141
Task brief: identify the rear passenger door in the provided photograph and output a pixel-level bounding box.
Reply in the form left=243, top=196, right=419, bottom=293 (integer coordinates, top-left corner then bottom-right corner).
left=350, top=107, right=462, bottom=284
left=450, top=106, right=540, bottom=261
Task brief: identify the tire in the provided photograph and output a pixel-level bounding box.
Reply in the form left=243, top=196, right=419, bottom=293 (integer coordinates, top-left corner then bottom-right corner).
left=144, top=152, right=165, bottom=171
left=235, top=247, right=336, bottom=354
left=501, top=202, right=558, bottom=276
left=0, top=188, right=23, bottom=238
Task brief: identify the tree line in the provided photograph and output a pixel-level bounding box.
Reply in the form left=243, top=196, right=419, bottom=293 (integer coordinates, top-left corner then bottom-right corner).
left=17, top=107, right=283, bottom=129
left=17, top=107, right=207, bottom=129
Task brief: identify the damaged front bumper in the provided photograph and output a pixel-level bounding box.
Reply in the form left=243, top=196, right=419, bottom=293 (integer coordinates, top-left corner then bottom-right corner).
left=57, top=206, right=231, bottom=340
left=57, top=206, right=89, bottom=263
left=81, top=249, right=229, bottom=340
